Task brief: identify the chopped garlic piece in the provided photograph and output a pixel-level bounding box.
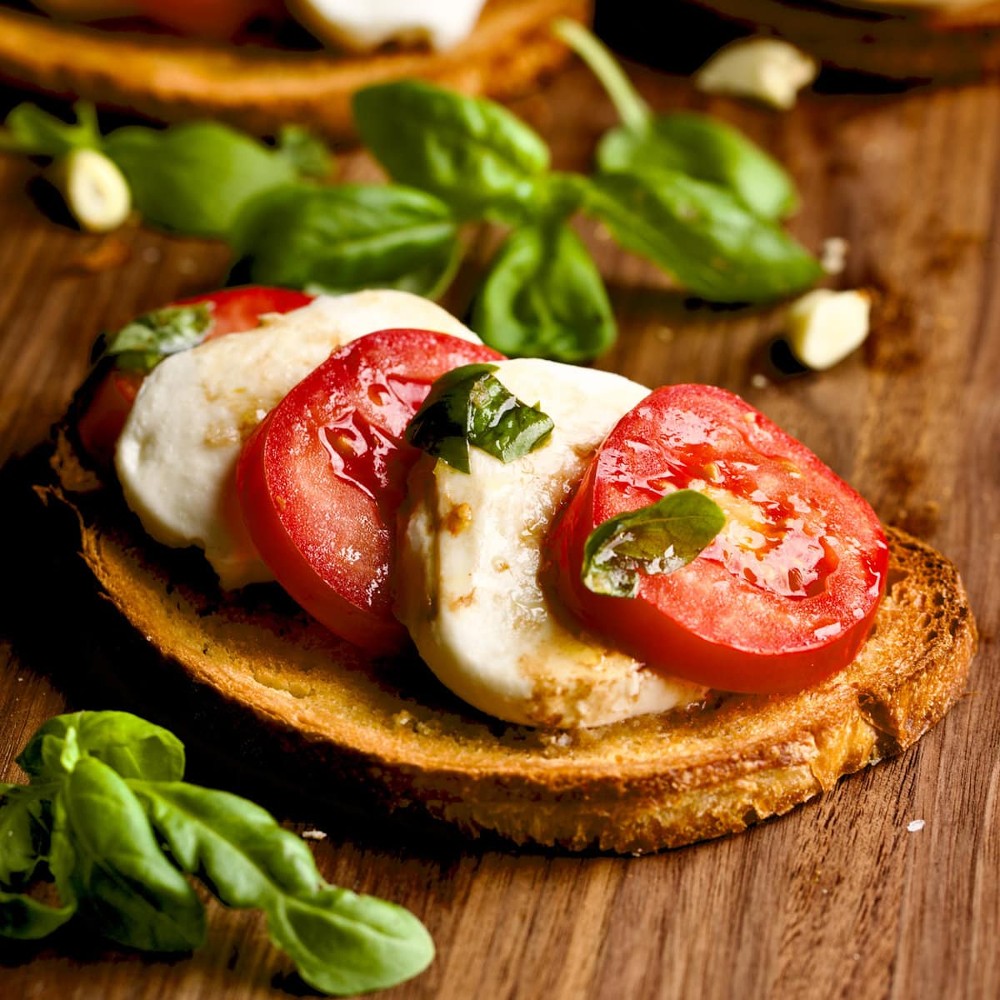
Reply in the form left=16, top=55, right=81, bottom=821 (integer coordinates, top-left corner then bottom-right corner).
left=52, top=148, right=132, bottom=233
left=695, top=38, right=818, bottom=110
left=785, top=289, right=871, bottom=371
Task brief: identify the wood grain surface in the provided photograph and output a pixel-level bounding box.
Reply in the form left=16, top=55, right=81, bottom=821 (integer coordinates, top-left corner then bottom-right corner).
left=1, top=35, right=999, bottom=1000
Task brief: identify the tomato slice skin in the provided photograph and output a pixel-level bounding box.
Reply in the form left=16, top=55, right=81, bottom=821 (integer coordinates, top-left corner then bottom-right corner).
left=236, top=328, right=503, bottom=655
left=77, top=286, right=314, bottom=464
left=130, top=1, right=284, bottom=40
left=174, top=287, right=314, bottom=340
left=550, top=384, right=888, bottom=694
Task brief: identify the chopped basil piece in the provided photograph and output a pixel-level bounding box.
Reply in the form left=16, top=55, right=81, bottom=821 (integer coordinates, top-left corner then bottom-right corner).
left=407, top=364, right=554, bottom=473
left=582, top=489, right=726, bottom=598
left=95, top=303, right=214, bottom=374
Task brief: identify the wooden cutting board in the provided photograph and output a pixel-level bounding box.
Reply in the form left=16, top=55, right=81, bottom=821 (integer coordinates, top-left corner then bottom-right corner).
left=0, top=30, right=998, bottom=1000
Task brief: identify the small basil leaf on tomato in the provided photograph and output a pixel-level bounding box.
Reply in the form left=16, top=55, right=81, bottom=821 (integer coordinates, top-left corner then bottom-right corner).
left=407, top=364, right=554, bottom=474
left=473, top=219, right=616, bottom=363
left=230, top=183, right=461, bottom=299
left=96, top=303, right=214, bottom=374
left=353, top=80, right=549, bottom=224
left=582, top=489, right=726, bottom=598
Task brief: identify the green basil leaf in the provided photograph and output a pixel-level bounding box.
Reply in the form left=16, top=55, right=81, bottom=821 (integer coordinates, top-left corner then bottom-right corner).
left=554, top=21, right=797, bottom=220
left=57, top=758, right=204, bottom=952
left=353, top=80, right=549, bottom=222
left=598, top=114, right=798, bottom=221
left=230, top=183, right=460, bottom=298
left=96, top=302, right=215, bottom=374
left=583, top=170, right=822, bottom=303
left=0, top=890, right=76, bottom=940
left=130, top=781, right=320, bottom=905
left=583, top=489, right=726, bottom=598
left=0, top=787, right=53, bottom=889
left=270, top=885, right=435, bottom=996
left=131, top=781, right=432, bottom=993
left=473, top=221, right=615, bottom=362
left=407, top=364, right=554, bottom=473
left=18, top=712, right=185, bottom=787
left=0, top=101, right=102, bottom=157
left=274, top=125, right=333, bottom=180
left=103, top=121, right=301, bottom=238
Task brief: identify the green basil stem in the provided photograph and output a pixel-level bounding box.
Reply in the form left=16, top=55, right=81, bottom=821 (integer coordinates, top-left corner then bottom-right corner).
left=553, top=18, right=651, bottom=131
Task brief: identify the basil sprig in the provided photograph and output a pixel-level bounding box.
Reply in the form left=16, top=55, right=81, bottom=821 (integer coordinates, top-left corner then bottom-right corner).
left=1, top=28, right=819, bottom=363
left=406, top=363, right=554, bottom=473
left=0, top=711, right=434, bottom=994
left=93, top=302, right=215, bottom=374
left=553, top=18, right=799, bottom=221
left=0, top=103, right=332, bottom=240
left=338, top=50, right=818, bottom=358
left=582, top=489, right=726, bottom=598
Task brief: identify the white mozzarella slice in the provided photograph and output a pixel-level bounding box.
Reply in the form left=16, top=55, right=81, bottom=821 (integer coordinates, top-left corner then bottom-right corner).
left=289, top=0, right=488, bottom=53
left=396, top=358, right=707, bottom=729
left=116, top=289, right=478, bottom=590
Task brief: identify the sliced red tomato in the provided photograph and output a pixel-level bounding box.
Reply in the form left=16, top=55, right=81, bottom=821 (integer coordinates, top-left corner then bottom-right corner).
left=77, top=286, right=314, bottom=465
left=236, top=329, right=503, bottom=655
left=550, top=384, right=888, bottom=694
left=173, top=286, right=315, bottom=339
left=131, top=0, right=284, bottom=39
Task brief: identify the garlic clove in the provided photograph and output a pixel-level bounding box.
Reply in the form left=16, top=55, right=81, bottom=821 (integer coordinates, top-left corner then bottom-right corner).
left=52, top=148, right=132, bottom=233
left=785, top=289, right=871, bottom=371
left=695, top=38, right=818, bottom=111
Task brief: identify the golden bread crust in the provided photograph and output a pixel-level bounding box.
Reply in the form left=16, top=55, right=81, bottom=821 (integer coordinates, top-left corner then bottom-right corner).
left=0, top=0, right=589, bottom=140
left=44, top=429, right=977, bottom=853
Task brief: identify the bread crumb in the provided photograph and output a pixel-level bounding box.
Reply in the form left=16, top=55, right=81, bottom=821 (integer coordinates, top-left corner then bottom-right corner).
left=301, top=829, right=327, bottom=841
left=907, top=819, right=926, bottom=832
left=821, top=237, right=849, bottom=275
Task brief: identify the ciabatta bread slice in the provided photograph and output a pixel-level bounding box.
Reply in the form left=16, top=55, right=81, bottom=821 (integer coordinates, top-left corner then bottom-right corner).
left=0, top=0, right=588, bottom=141
left=42, top=428, right=976, bottom=854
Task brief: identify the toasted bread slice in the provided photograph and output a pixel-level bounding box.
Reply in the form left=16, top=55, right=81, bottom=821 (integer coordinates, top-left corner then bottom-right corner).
left=43, top=427, right=976, bottom=854
left=0, top=0, right=588, bottom=140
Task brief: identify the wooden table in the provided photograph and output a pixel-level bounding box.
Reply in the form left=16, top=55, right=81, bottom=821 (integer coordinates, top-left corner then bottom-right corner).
left=1, top=45, right=998, bottom=1000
